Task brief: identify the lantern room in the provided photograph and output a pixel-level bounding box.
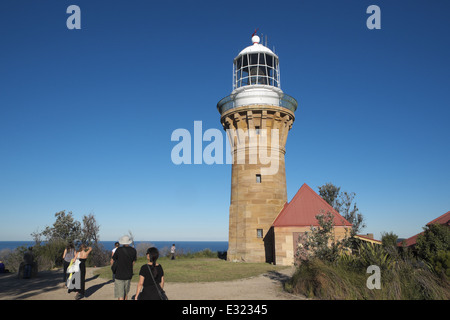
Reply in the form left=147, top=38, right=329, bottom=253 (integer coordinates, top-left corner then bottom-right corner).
left=233, top=35, right=280, bottom=90
left=217, top=33, right=298, bottom=114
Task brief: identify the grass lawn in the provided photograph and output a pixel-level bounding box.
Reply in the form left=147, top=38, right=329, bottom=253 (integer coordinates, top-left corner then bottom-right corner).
left=94, top=257, right=290, bottom=283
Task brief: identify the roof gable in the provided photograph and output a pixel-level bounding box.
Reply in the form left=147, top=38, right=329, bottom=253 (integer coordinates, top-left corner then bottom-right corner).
left=273, top=183, right=352, bottom=227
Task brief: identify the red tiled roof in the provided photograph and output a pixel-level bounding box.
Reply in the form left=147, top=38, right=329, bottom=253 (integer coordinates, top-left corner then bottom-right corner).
left=398, top=211, right=449, bottom=247
left=273, top=183, right=352, bottom=227
left=399, top=232, right=423, bottom=247
left=426, top=211, right=450, bottom=226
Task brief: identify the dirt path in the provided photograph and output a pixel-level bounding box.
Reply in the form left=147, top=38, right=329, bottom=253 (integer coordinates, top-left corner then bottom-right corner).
left=0, top=267, right=305, bottom=300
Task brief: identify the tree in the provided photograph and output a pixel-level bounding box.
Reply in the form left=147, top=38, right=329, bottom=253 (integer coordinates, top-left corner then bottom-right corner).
left=416, top=224, right=450, bottom=262
left=79, top=213, right=110, bottom=267
left=81, top=213, right=100, bottom=245
left=31, top=211, right=110, bottom=268
left=318, top=183, right=366, bottom=236
left=41, top=210, right=81, bottom=243
left=338, top=191, right=366, bottom=236
left=381, top=231, right=398, bottom=249
left=295, top=212, right=350, bottom=264
left=318, top=183, right=341, bottom=210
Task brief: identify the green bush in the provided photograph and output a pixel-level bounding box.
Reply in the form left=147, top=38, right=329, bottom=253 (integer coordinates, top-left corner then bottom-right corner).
left=33, top=239, right=67, bottom=270
left=416, top=224, right=450, bottom=262
left=429, top=250, right=450, bottom=279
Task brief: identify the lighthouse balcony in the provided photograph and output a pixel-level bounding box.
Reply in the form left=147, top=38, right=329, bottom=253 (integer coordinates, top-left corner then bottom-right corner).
left=217, top=87, right=298, bottom=115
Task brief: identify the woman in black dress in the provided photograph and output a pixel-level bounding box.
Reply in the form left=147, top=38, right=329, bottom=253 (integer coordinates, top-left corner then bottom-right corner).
left=134, top=247, right=165, bottom=300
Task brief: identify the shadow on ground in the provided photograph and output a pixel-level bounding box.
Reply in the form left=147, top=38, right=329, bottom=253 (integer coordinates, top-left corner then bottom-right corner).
left=0, top=270, right=63, bottom=299
left=263, top=270, right=292, bottom=291
left=84, top=275, right=113, bottom=298
left=0, top=269, right=112, bottom=300
left=264, top=270, right=291, bottom=283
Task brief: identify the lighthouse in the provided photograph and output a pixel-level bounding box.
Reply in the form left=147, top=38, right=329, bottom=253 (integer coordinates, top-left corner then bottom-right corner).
left=217, top=34, right=298, bottom=263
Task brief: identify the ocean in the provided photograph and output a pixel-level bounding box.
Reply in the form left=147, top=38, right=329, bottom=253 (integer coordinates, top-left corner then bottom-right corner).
left=0, top=241, right=228, bottom=253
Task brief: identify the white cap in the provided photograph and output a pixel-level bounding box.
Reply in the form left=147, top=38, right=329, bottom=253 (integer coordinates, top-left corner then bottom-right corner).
left=237, top=35, right=277, bottom=58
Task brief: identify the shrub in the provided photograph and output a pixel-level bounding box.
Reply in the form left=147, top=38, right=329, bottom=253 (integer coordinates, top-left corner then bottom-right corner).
left=295, top=212, right=350, bottom=265
left=288, top=258, right=369, bottom=299
left=87, top=243, right=110, bottom=267
left=288, top=247, right=450, bottom=299
left=3, top=247, right=27, bottom=273
left=429, top=250, right=450, bottom=279
left=289, top=218, right=450, bottom=299
left=135, top=242, right=155, bottom=257
left=33, top=239, right=67, bottom=270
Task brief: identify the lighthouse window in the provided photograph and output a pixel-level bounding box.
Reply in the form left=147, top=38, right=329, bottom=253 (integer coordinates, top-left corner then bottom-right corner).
left=257, top=229, right=263, bottom=238
left=256, top=174, right=261, bottom=183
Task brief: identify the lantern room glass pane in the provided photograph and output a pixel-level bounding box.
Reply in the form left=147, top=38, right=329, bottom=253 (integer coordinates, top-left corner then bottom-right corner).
left=266, top=55, right=274, bottom=67
left=258, top=53, right=266, bottom=65
left=236, top=56, right=242, bottom=70
left=249, top=53, right=258, bottom=66
left=242, top=55, right=248, bottom=67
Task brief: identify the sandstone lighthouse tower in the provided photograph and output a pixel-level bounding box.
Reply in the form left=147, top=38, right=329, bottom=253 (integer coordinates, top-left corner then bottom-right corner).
left=217, top=34, right=298, bottom=262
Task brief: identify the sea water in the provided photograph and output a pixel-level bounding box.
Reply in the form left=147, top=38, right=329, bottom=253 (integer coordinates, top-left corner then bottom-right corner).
left=0, top=241, right=228, bottom=253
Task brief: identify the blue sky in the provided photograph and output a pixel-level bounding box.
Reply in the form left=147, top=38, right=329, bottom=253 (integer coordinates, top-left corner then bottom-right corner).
left=0, top=0, right=449, bottom=241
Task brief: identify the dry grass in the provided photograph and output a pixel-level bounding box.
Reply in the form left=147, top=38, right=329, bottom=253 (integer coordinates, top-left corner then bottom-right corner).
left=287, top=258, right=450, bottom=300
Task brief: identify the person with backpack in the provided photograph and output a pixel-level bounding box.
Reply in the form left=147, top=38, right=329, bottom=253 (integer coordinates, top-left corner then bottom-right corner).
left=112, top=235, right=137, bottom=300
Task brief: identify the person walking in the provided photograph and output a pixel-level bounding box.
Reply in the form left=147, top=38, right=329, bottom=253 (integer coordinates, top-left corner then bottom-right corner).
left=112, top=235, right=137, bottom=300
left=134, top=247, right=165, bottom=300
left=68, top=244, right=92, bottom=300
left=62, top=242, right=76, bottom=285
